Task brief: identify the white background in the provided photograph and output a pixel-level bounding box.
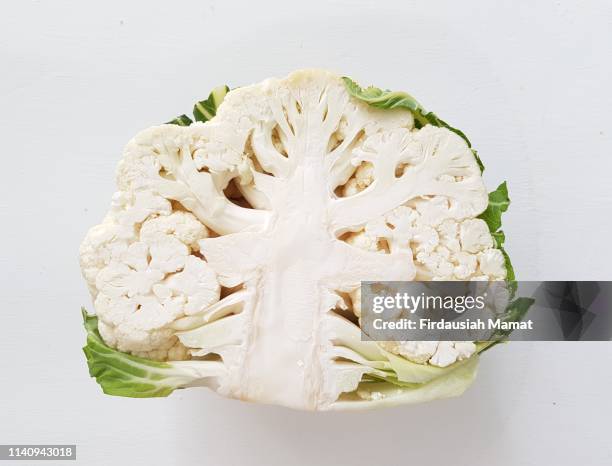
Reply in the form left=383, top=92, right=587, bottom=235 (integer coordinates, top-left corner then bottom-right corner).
left=1, top=1, right=611, bottom=465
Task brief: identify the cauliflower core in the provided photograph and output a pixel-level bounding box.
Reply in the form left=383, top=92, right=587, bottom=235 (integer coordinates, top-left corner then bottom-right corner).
left=81, top=70, right=504, bottom=410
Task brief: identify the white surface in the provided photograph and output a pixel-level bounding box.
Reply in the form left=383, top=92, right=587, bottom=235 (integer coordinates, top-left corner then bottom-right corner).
left=1, top=0, right=611, bottom=464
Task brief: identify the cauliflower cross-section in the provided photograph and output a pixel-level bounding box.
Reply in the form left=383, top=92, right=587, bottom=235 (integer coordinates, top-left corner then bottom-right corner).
left=80, top=70, right=510, bottom=410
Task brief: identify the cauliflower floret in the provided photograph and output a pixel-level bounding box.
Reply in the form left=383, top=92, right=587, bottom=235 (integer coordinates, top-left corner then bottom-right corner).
left=165, top=256, right=220, bottom=315
left=460, top=218, right=494, bottom=253
left=379, top=341, right=439, bottom=364
left=379, top=340, right=477, bottom=367
left=430, top=341, right=476, bottom=367
left=478, top=248, right=507, bottom=279
left=80, top=191, right=172, bottom=294
left=416, top=246, right=454, bottom=279
left=410, top=196, right=452, bottom=227
left=341, top=162, right=374, bottom=197
left=454, top=341, right=477, bottom=359
left=140, top=210, right=209, bottom=250
left=437, top=219, right=460, bottom=252
left=412, top=226, right=440, bottom=255
left=81, top=201, right=219, bottom=360
left=344, top=228, right=381, bottom=252
left=452, top=251, right=478, bottom=279
left=112, top=190, right=172, bottom=226
left=79, top=223, right=132, bottom=295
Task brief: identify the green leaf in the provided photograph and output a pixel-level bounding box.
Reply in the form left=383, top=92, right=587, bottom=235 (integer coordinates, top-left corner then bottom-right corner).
left=500, top=247, right=516, bottom=282
left=477, top=182, right=515, bottom=281
left=478, top=181, right=510, bottom=232
left=491, top=230, right=506, bottom=248
left=166, top=114, right=193, bottom=126
left=472, top=149, right=485, bottom=174
left=342, top=77, right=421, bottom=112
left=193, top=85, right=230, bottom=122
left=167, top=85, right=230, bottom=127
left=81, top=309, right=222, bottom=398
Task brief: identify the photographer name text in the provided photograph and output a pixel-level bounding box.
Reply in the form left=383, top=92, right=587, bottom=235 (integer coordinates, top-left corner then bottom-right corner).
left=372, top=318, right=534, bottom=331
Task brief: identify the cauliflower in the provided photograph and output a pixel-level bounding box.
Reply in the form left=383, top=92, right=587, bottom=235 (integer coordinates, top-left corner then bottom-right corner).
left=80, top=70, right=516, bottom=410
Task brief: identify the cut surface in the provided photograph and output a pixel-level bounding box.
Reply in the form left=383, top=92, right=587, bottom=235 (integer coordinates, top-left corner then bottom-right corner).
left=80, top=70, right=504, bottom=410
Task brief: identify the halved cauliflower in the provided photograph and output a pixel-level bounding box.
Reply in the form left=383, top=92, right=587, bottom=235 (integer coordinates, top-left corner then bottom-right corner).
left=80, top=70, right=514, bottom=410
